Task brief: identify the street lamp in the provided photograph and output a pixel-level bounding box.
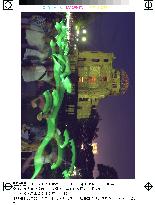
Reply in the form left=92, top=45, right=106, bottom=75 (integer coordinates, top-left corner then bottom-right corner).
left=82, top=29, right=87, bottom=34
left=81, top=36, right=87, bottom=42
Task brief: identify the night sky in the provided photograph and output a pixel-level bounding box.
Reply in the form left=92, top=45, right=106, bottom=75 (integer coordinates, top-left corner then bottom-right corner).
left=87, top=12, right=135, bottom=178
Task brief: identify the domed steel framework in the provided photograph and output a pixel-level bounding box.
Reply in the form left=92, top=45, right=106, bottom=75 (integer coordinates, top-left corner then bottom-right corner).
left=120, top=70, right=129, bottom=95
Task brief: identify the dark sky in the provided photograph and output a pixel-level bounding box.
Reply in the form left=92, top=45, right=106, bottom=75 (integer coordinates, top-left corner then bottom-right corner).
left=87, top=12, right=135, bottom=179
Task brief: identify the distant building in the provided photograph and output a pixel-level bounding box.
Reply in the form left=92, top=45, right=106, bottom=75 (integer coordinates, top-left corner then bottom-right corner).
left=69, top=51, right=129, bottom=119
left=92, top=143, right=98, bottom=155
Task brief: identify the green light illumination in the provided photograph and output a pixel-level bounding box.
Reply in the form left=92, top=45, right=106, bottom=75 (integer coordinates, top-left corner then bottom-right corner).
left=31, top=13, right=76, bottom=179
left=42, top=90, right=53, bottom=114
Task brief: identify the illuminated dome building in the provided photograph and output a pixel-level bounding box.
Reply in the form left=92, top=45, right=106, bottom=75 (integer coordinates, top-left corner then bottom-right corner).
left=68, top=51, right=129, bottom=119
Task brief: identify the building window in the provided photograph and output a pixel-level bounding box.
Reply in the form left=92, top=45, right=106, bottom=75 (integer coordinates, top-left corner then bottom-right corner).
left=79, top=77, right=84, bottom=83
left=112, top=83, right=117, bottom=88
left=104, top=59, right=109, bottom=62
left=92, top=59, right=100, bottom=62
left=88, top=76, right=96, bottom=83
left=113, top=71, right=117, bottom=78
left=102, top=76, right=107, bottom=81
left=78, top=58, right=86, bottom=61
left=70, top=61, right=75, bottom=64
left=79, top=98, right=89, bottom=101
